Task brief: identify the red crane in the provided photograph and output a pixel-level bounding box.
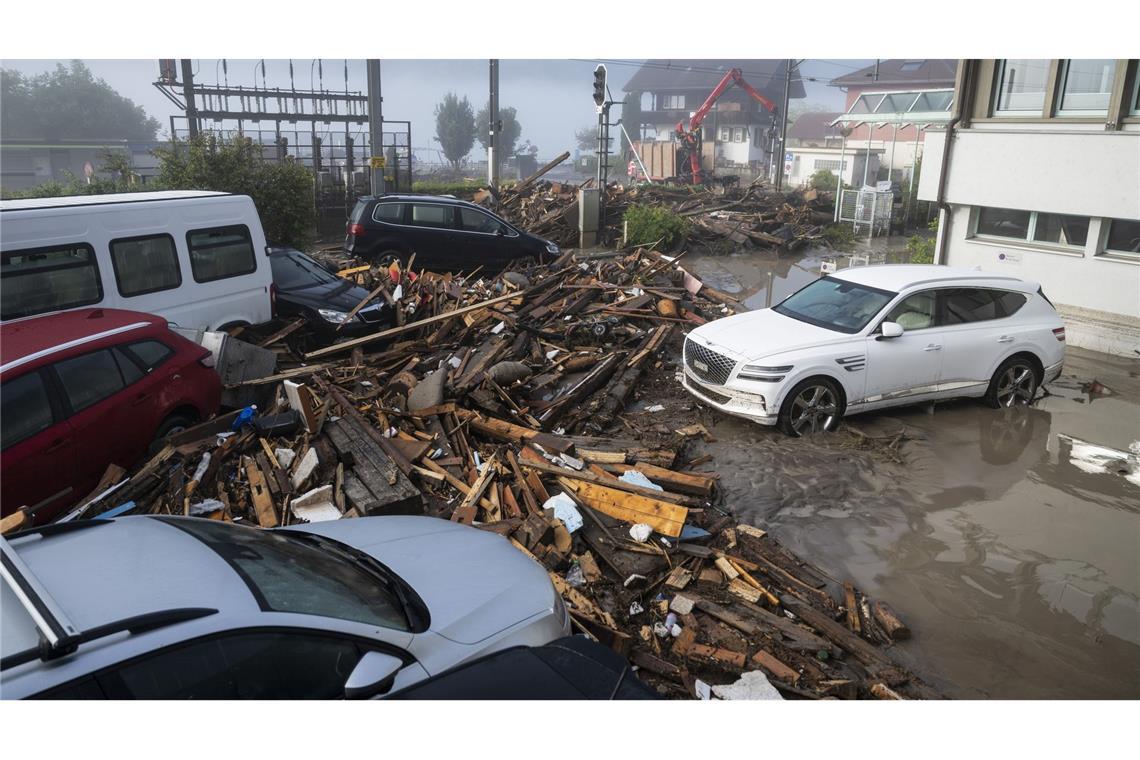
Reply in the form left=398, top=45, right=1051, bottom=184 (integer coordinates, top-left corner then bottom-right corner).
left=674, top=67, right=778, bottom=184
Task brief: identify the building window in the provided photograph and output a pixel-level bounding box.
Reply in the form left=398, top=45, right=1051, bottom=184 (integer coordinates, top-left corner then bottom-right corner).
left=733, top=127, right=745, bottom=143
left=899, top=60, right=925, bottom=72
left=187, top=225, right=256, bottom=283
left=111, top=234, right=181, bottom=297
left=813, top=159, right=846, bottom=172
left=718, top=127, right=731, bottom=142
left=1103, top=218, right=1140, bottom=256
left=1056, top=59, right=1116, bottom=115
left=753, top=128, right=764, bottom=147
left=974, top=207, right=1090, bottom=251
left=992, top=59, right=1051, bottom=114
left=1130, top=62, right=1140, bottom=116
left=662, top=95, right=685, bottom=110
left=1031, top=213, right=1089, bottom=248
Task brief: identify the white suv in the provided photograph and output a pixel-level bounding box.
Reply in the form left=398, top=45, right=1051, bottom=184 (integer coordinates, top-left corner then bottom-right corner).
left=681, top=265, right=1065, bottom=436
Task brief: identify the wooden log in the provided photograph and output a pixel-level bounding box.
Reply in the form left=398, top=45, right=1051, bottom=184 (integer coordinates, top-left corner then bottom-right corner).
left=630, top=650, right=684, bottom=682
left=873, top=601, right=911, bottom=641
left=844, top=582, right=862, bottom=633
left=780, top=595, right=894, bottom=670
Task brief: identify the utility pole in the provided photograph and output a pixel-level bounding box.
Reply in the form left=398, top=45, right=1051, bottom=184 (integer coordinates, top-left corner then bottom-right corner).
left=180, top=59, right=199, bottom=139
left=774, top=59, right=795, bottom=192
left=366, top=59, right=386, bottom=196
left=488, top=59, right=500, bottom=200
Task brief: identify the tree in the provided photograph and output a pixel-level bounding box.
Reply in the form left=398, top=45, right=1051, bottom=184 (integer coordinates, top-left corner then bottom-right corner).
left=0, top=61, right=160, bottom=141
left=475, top=103, right=521, bottom=159
left=433, top=93, right=476, bottom=170
left=153, top=133, right=315, bottom=250
left=575, top=125, right=596, bottom=152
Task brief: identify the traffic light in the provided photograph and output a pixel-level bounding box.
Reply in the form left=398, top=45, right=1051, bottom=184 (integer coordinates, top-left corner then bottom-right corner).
left=592, top=65, right=607, bottom=108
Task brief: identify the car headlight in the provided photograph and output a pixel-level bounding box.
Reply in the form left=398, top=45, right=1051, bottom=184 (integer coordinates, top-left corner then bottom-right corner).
left=318, top=308, right=350, bottom=324
left=737, top=364, right=792, bottom=382
left=545, top=241, right=560, bottom=255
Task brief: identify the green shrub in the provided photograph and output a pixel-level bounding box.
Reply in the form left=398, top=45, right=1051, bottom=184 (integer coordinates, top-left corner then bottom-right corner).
left=822, top=223, right=855, bottom=248
left=623, top=204, right=690, bottom=249
left=809, top=169, right=839, bottom=191
left=906, top=218, right=940, bottom=263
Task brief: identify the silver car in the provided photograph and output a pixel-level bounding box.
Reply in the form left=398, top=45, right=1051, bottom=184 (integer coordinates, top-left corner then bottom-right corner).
left=0, top=515, right=569, bottom=699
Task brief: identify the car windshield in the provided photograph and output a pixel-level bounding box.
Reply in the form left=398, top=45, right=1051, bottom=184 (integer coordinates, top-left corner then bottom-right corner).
left=774, top=276, right=896, bottom=333
left=162, top=517, right=410, bottom=630
left=271, top=252, right=340, bottom=290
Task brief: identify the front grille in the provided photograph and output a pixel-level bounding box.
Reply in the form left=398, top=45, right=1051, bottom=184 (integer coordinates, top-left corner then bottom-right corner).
left=690, top=381, right=732, bottom=405
left=684, top=337, right=737, bottom=386
left=356, top=304, right=387, bottom=324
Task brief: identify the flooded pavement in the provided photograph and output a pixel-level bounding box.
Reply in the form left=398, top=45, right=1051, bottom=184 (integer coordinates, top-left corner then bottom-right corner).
left=666, top=247, right=1140, bottom=698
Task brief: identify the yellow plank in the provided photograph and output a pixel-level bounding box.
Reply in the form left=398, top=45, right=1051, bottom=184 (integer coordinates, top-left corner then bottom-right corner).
left=563, top=478, right=687, bottom=537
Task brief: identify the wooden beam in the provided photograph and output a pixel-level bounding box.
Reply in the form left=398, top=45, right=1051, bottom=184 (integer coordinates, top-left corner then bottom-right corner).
left=304, top=292, right=521, bottom=359
left=244, top=457, right=278, bottom=528
left=522, top=457, right=698, bottom=507
left=557, top=477, right=688, bottom=538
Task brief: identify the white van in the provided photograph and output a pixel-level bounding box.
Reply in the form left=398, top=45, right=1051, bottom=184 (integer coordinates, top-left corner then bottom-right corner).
left=1, top=191, right=274, bottom=330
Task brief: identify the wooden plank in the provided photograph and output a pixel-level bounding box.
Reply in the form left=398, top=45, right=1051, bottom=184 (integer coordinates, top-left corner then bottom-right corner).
left=336, top=282, right=390, bottom=332
left=304, top=291, right=521, bottom=358
left=257, top=317, right=306, bottom=347
left=780, top=595, right=894, bottom=670
left=324, top=418, right=422, bottom=516
left=627, top=462, right=716, bottom=497
left=523, top=457, right=698, bottom=507
left=244, top=457, right=278, bottom=528
left=550, top=572, right=618, bottom=629
left=557, top=478, right=688, bottom=538
left=1, top=509, right=31, bottom=536
left=630, top=650, right=684, bottom=682
left=751, top=650, right=801, bottom=684
left=460, top=454, right=499, bottom=509
left=844, top=582, right=862, bottom=633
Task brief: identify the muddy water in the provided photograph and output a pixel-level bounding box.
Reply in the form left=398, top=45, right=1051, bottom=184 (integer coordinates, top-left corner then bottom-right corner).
left=677, top=248, right=1140, bottom=698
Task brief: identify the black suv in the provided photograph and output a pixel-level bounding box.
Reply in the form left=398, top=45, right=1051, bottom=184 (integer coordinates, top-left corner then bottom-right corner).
left=345, top=194, right=560, bottom=272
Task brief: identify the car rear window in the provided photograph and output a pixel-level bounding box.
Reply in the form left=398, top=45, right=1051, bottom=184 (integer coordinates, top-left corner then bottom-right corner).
left=372, top=203, right=405, bottom=224
left=124, top=339, right=174, bottom=372
left=0, top=244, right=103, bottom=321
left=1, top=371, right=55, bottom=450
left=187, top=225, right=256, bottom=283
left=994, top=290, right=1028, bottom=317
left=941, top=288, right=1001, bottom=324
left=111, top=234, right=182, bottom=297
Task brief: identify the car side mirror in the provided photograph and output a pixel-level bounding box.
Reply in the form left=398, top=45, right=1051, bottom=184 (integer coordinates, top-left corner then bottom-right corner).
left=344, top=651, right=403, bottom=700
left=879, top=321, right=904, bottom=339
left=494, top=227, right=505, bottom=237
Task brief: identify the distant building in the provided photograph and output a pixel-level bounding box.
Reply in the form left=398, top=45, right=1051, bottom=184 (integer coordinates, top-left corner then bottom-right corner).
left=786, top=112, right=843, bottom=149
left=829, top=60, right=957, bottom=178
left=0, top=139, right=166, bottom=191
left=918, top=58, right=1140, bottom=355
left=784, top=146, right=881, bottom=189
left=622, top=59, right=804, bottom=175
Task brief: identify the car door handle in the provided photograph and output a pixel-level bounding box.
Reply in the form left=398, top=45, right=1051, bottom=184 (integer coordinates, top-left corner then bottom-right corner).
left=997, top=335, right=1014, bottom=343
left=924, top=344, right=943, bottom=351
left=43, top=437, right=69, bottom=453
left=130, top=392, right=151, bottom=406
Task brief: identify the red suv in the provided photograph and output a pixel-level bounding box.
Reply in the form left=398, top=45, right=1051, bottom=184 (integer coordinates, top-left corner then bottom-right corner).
left=1, top=308, right=222, bottom=524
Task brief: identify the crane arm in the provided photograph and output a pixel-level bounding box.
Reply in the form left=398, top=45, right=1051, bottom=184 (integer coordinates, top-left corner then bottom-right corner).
left=674, top=68, right=778, bottom=135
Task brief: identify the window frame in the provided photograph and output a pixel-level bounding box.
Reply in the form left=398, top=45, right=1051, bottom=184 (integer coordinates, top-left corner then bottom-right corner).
left=663, top=94, right=685, bottom=110
left=185, top=224, right=257, bottom=284
left=109, top=233, right=183, bottom=298
left=1055, top=59, right=1117, bottom=117
left=1099, top=217, right=1140, bottom=260
left=122, top=339, right=176, bottom=373
left=1130, top=62, right=1140, bottom=117
left=880, top=288, right=941, bottom=332
left=0, top=242, right=103, bottom=321
left=371, top=202, right=407, bottom=225
left=991, top=59, right=1052, bottom=117
left=408, top=203, right=456, bottom=231
left=970, top=206, right=1089, bottom=255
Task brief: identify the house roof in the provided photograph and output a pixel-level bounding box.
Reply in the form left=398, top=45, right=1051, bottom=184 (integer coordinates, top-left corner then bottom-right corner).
left=788, top=112, right=843, bottom=140
left=622, top=60, right=805, bottom=99
left=829, top=59, right=957, bottom=88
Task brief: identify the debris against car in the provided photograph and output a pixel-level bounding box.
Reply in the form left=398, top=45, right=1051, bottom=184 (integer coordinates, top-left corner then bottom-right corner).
left=20, top=246, right=940, bottom=700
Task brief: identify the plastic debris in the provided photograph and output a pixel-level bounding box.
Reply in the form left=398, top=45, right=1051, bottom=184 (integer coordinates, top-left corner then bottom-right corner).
left=543, top=492, right=583, bottom=533
left=231, top=404, right=258, bottom=431
left=620, top=470, right=663, bottom=491
left=630, top=601, right=645, bottom=616
left=566, top=563, right=586, bottom=588
left=645, top=404, right=666, bottom=412
left=711, top=670, right=784, bottom=700
left=629, top=523, right=653, bottom=542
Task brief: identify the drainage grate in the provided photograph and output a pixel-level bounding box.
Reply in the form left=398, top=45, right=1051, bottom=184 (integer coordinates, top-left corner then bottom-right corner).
left=684, top=338, right=737, bottom=386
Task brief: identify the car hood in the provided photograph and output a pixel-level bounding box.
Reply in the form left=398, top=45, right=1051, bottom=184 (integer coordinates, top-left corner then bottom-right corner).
left=278, top=280, right=378, bottom=312
left=690, top=308, right=855, bottom=361
left=288, top=517, right=556, bottom=644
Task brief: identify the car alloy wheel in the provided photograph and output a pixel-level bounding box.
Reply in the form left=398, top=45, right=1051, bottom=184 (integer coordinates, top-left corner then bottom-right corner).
left=995, top=363, right=1037, bottom=407
left=789, top=384, right=839, bottom=435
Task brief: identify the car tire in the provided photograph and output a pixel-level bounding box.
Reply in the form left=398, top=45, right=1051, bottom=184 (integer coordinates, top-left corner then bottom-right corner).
left=150, top=413, right=197, bottom=454
left=984, top=356, right=1040, bottom=409
left=373, top=249, right=405, bottom=272
left=777, top=377, right=843, bottom=437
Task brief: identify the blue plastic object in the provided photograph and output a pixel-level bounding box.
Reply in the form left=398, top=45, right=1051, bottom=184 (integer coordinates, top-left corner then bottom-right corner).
left=231, top=404, right=258, bottom=431
left=679, top=524, right=711, bottom=541
left=101, top=501, right=136, bottom=519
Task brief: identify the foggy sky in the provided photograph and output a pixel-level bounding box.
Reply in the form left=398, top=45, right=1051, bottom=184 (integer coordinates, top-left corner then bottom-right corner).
left=2, top=58, right=868, bottom=162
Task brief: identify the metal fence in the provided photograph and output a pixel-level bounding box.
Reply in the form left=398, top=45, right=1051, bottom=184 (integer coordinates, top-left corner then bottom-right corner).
left=838, top=189, right=894, bottom=237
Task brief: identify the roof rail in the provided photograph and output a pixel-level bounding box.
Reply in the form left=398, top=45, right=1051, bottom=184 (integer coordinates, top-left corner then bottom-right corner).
left=1, top=535, right=81, bottom=659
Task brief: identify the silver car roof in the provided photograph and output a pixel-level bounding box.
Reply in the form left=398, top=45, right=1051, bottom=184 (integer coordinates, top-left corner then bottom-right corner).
left=1, top=518, right=259, bottom=662
left=831, top=264, right=1039, bottom=293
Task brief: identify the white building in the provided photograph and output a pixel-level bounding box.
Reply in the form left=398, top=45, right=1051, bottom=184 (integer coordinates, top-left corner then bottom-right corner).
left=783, top=146, right=882, bottom=188
left=919, top=59, right=1140, bottom=356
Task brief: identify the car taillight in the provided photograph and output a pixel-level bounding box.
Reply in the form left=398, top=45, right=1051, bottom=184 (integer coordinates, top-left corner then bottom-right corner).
left=1052, top=327, right=1066, bottom=341
left=348, top=223, right=366, bottom=237
left=270, top=283, right=278, bottom=318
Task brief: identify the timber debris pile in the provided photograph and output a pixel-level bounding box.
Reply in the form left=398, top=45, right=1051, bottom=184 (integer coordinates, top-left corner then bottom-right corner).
left=59, top=247, right=933, bottom=700
left=465, top=151, right=836, bottom=251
